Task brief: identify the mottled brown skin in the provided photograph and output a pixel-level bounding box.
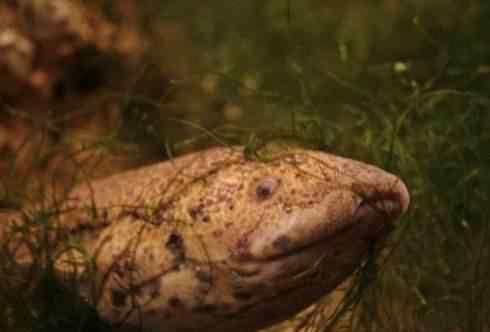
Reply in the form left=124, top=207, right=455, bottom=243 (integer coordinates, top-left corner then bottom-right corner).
left=0, top=146, right=409, bottom=332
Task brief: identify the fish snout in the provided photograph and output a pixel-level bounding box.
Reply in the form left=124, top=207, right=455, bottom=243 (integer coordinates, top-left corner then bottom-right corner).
left=353, top=175, right=410, bottom=221
left=350, top=176, right=410, bottom=240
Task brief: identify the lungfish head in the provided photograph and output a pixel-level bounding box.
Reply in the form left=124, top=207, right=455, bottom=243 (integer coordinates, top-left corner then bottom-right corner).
left=90, top=147, right=409, bottom=332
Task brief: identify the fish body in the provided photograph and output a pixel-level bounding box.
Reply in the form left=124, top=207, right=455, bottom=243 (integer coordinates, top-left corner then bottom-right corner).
left=1, top=146, right=409, bottom=332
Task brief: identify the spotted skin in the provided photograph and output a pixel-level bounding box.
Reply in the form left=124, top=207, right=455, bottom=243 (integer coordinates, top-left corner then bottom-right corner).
left=0, top=146, right=409, bottom=332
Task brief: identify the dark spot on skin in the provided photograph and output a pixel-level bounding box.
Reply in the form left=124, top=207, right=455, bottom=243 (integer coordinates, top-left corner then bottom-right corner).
left=168, top=296, right=183, bottom=308
left=152, top=209, right=167, bottom=225
left=111, top=289, right=127, bottom=307
left=256, top=185, right=272, bottom=200
left=166, top=232, right=184, bottom=251
left=188, top=204, right=204, bottom=220
left=212, top=230, right=223, bottom=238
left=272, top=235, right=291, bottom=251
left=188, top=204, right=211, bottom=223
left=158, top=200, right=172, bottom=211
left=166, top=231, right=186, bottom=265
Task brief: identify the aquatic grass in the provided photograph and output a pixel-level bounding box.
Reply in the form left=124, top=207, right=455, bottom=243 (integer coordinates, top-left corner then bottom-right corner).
left=0, top=162, right=147, bottom=332
left=0, top=117, right=140, bottom=332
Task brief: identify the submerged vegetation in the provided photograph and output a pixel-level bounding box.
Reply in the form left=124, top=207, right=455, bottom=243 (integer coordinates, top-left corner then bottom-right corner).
left=1, top=1, right=489, bottom=331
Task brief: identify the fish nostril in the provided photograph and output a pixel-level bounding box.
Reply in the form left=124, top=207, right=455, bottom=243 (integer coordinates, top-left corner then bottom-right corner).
left=355, top=179, right=410, bottom=220
left=352, top=178, right=410, bottom=219
left=354, top=194, right=402, bottom=223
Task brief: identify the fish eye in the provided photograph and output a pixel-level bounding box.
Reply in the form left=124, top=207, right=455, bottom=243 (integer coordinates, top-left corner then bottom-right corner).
left=255, top=176, right=281, bottom=201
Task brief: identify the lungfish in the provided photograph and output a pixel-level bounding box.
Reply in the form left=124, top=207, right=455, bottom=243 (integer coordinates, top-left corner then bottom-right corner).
left=0, top=146, right=409, bottom=332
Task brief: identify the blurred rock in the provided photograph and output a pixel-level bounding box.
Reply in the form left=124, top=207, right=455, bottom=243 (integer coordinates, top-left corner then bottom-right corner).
left=0, top=0, right=144, bottom=101
left=0, top=0, right=149, bottom=200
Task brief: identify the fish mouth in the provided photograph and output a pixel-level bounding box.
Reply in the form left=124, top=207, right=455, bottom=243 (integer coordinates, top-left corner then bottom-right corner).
left=242, top=177, right=410, bottom=262
left=273, top=195, right=404, bottom=262
left=349, top=179, right=410, bottom=240
left=226, top=178, right=410, bottom=301
left=355, top=179, right=410, bottom=219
